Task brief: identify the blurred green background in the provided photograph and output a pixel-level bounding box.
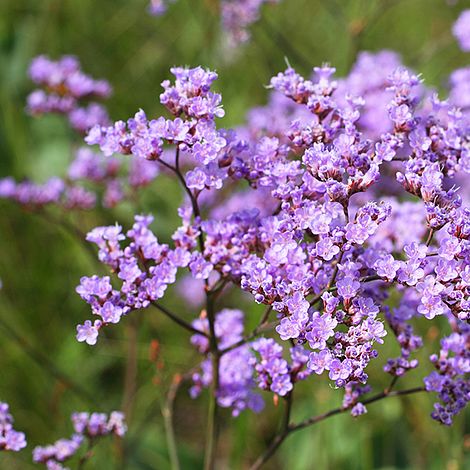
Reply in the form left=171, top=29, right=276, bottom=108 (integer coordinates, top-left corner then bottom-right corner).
left=1, top=0, right=470, bottom=468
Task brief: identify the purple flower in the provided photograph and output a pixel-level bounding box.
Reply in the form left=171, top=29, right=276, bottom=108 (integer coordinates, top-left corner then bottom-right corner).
left=49, top=58, right=470, bottom=425
left=76, top=320, right=100, bottom=345
left=357, top=297, right=380, bottom=318
left=364, top=318, right=387, bottom=344
left=308, top=349, right=333, bottom=374
left=99, top=301, right=123, bottom=324
left=118, top=258, right=142, bottom=283
left=337, top=276, right=361, bottom=300
left=76, top=275, right=112, bottom=300
left=329, top=359, right=352, bottom=381
left=148, top=0, right=176, bottom=16
left=271, top=374, right=293, bottom=396
left=306, top=312, right=337, bottom=349
left=374, top=255, right=400, bottom=281
left=0, top=402, right=27, bottom=452
left=35, top=410, right=126, bottom=467
left=351, top=403, right=367, bottom=417
left=276, top=317, right=302, bottom=341
left=438, top=237, right=461, bottom=261
left=397, top=260, right=425, bottom=286
left=424, top=371, right=446, bottom=393
left=189, top=253, right=213, bottom=280
left=27, top=55, right=111, bottom=135
left=315, top=237, right=340, bottom=261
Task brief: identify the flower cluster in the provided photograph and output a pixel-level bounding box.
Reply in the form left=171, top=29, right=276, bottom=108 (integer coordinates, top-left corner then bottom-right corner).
left=0, top=55, right=161, bottom=214
left=1, top=8, right=470, bottom=470
left=383, top=291, right=423, bottom=377
left=76, top=53, right=470, bottom=424
left=27, top=55, right=111, bottom=134
left=76, top=214, right=196, bottom=344
left=0, top=147, right=159, bottom=210
left=424, top=321, right=470, bottom=425
left=0, top=402, right=27, bottom=452
left=67, top=147, right=160, bottom=207
left=0, top=176, right=96, bottom=210
left=252, top=338, right=311, bottom=396
left=342, top=382, right=371, bottom=417
left=86, top=66, right=229, bottom=192
left=33, top=411, right=126, bottom=469
left=191, top=309, right=264, bottom=416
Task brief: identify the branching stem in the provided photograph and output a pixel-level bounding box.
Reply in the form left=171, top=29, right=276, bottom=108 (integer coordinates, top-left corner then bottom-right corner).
left=249, top=386, right=425, bottom=469
left=163, top=147, right=221, bottom=470
left=152, top=302, right=208, bottom=337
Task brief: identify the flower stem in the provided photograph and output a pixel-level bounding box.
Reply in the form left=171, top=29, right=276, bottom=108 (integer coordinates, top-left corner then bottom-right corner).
left=250, top=392, right=293, bottom=470
left=163, top=145, right=220, bottom=469
left=162, top=374, right=185, bottom=470
left=77, top=438, right=95, bottom=470
left=203, top=292, right=220, bottom=470
left=152, top=302, right=208, bottom=337
left=425, top=228, right=435, bottom=247
left=249, top=386, right=426, bottom=469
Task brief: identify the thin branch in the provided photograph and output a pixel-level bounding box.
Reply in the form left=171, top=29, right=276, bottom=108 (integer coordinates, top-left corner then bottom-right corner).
left=157, top=156, right=198, bottom=216
left=152, top=302, right=208, bottom=337
left=219, top=319, right=278, bottom=356
left=207, top=278, right=228, bottom=299
left=282, top=391, right=293, bottom=431
left=425, top=228, right=435, bottom=247
left=162, top=372, right=191, bottom=470
left=326, top=251, right=344, bottom=292
left=161, top=147, right=220, bottom=469
left=203, top=291, right=220, bottom=470
left=77, top=438, right=95, bottom=470
left=157, top=149, right=205, bottom=253
left=310, top=246, right=439, bottom=308
left=329, top=274, right=383, bottom=293
left=258, top=305, right=273, bottom=329
left=250, top=391, right=294, bottom=470
left=293, top=388, right=427, bottom=433
left=384, top=375, right=399, bottom=395
left=249, top=386, right=426, bottom=469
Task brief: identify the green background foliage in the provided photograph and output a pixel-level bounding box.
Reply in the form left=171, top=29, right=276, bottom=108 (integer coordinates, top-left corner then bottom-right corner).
left=0, top=0, right=469, bottom=468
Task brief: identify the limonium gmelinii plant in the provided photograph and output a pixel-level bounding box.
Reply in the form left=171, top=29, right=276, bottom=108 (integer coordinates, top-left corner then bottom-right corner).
left=1, top=4, right=469, bottom=470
